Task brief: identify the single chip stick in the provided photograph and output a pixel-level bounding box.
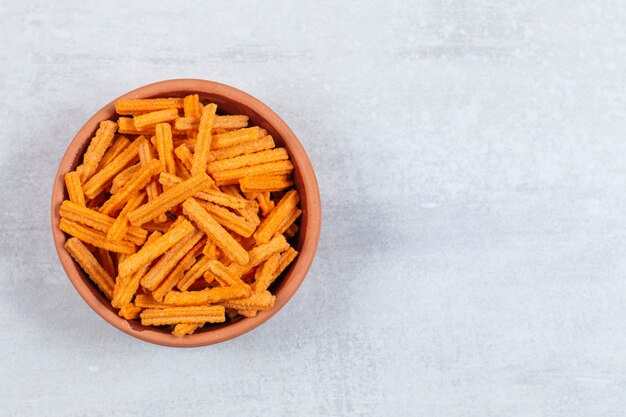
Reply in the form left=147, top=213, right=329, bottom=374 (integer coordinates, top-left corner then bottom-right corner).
left=274, top=207, right=302, bottom=238
left=82, top=136, right=145, bottom=199
left=96, top=248, right=116, bottom=278
left=60, top=219, right=136, bottom=254
left=177, top=256, right=211, bottom=291
left=172, top=323, right=203, bottom=337
left=138, top=139, right=168, bottom=223
left=211, top=127, right=259, bottom=149
left=140, top=305, right=226, bottom=326
left=140, top=229, right=204, bottom=291
left=219, top=291, right=275, bottom=311
left=152, top=236, right=206, bottom=302
left=183, top=94, right=202, bottom=119
left=127, top=173, right=214, bottom=226
left=200, top=202, right=256, bottom=237
left=133, top=108, right=179, bottom=130
left=110, top=163, right=141, bottom=194
left=134, top=294, right=168, bottom=309
left=106, top=191, right=146, bottom=242
left=155, top=123, right=176, bottom=175
left=254, top=190, right=300, bottom=244
left=111, top=231, right=162, bottom=308
left=76, top=120, right=118, bottom=183
left=64, top=171, right=85, bottom=206
left=191, top=103, right=217, bottom=175
left=100, top=159, right=163, bottom=216
left=65, top=237, right=115, bottom=299
left=240, top=174, right=294, bottom=193
left=213, top=115, right=248, bottom=130
left=210, top=135, right=275, bottom=161
left=251, top=253, right=281, bottom=292
left=257, top=192, right=275, bottom=216
left=212, top=160, right=294, bottom=186
left=182, top=198, right=249, bottom=265
left=206, top=259, right=248, bottom=288
left=174, top=144, right=195, bottom=172
left=115, top=98, right=184, bottom=115
left=98, top=135, right=130, bottom=170
left=226, top=235, right=289, bottom=278
left=164, top=285, right=250, bottom=306
left=118, top=219, right=195, bottom=277
left=118, top=303, right=143, bottom=320
left=207, top=148, right=288, bottom=174
left=174, top=117, right=198, bottom=131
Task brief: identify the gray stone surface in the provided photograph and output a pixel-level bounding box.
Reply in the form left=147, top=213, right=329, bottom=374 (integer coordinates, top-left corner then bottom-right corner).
left=2, top=0, right=626, bottom=416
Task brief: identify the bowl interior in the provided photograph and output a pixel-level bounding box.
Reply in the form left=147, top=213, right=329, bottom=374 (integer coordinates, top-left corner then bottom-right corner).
left=51, top=79, right=320, bottom=347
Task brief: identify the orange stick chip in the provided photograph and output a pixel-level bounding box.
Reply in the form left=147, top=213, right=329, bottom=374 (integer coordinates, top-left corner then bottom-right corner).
left=155, top=123, right=176, bottom=175
left=240, top=174, right=294, bottom=193
left=115, top=98, right=184, bottom=115
left=210, top=135, right=275, bottom=161
left=164, top=285, right=250, bottom=306
left=127, top=172, right=214, bottom=226
left=227, top=235, right=289, bottom=278
left=133, top=108, right=179, bottom=131
left=96, top=248, right=116, bottom=278
left=200, top=202, right=256, bottom=237
left=251, top=253, right=281, bottom=292
left=177, top=256, right=211, bottom=291
left=139, top=139, right=168, bottom=224
left=211, top=127, right=259, bottom=149
left=98, top=135, right=130, bottom=170
left=183, top=94, right=202, bottom=119
left=257, top=192, right=275, bottom=216
left=118, top=219, right=195, bottom=277
left=207, top=148, right=288, bottom=174
left=110, top=163, right=141, bottom=194
left=206, top=259, right=248, bottom=287
left=65, top=237, right=115, bottom=299
left=213, top=115, right=249, bottom=130
left=152, top=236, right=206, bottom=302
left=212, top=160, right=294, bottom=186
left=172, top=323, right=203, bottom=337
left=76, top=120, right=118, bottom=183
left=117, top=117, right=155, bottom=135
left=274, top=207, right=302, bottom=238
left=174, top=117, right=198, bottom=131
left=275, top=247, right=298, bottom=277
left=82, top=136, right=145, bottom=199
left=174, top=144, right=195, bottom=172
left=140, top=229, right=204, bottom=292
left=254, top=190, right=300, bottom=244
left=191, top=103, right=217, bottom=175
left=100, top=159, right=163, bottom=216
left=64, top=171, right=85, bottom=206
left=220, top=291, right=275, bottom=311
left=134, top=293, right=168, bottom=309
left=118, top=303, right=143, bottom=320
left=106, top=191, right=146, bottom=242
left=60, top=219, right=136, bottom=254
left=111, top=231, right=162, bottom=308
left=140, top=306, right=225, bottom=326
left=182, top=198, right=249, bottom=265
left=59, top=200, right=147, bottom=246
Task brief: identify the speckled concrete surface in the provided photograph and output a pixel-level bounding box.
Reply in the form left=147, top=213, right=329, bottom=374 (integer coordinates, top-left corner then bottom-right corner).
left=2, top=1, right=626, bottom=416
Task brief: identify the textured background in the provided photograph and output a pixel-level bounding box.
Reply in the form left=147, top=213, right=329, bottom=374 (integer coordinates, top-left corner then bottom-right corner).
left=2, top=1, right=626, bottom=416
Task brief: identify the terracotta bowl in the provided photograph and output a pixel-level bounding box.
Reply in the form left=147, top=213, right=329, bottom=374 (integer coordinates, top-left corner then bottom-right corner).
left=50, top=79, right=321, bottom=347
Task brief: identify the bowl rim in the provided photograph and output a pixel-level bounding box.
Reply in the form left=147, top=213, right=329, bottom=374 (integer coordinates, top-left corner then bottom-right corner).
left=50, top=78, right=321, bottom=347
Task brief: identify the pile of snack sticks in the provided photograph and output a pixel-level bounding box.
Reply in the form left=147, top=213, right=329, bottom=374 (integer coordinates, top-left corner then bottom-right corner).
left=59, top=96, right=300, bottom=337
